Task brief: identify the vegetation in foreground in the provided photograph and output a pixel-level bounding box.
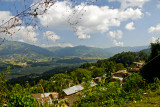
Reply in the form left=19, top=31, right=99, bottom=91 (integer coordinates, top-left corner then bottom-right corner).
left=0, top=42, right=160, bottom=107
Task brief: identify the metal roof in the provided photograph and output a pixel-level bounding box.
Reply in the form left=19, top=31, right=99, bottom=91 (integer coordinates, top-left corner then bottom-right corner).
left=63, top=84, right=84, bottom=96
left=112, top=76, right=123, bottom=81
left=63, top=82, right=97, bottom=96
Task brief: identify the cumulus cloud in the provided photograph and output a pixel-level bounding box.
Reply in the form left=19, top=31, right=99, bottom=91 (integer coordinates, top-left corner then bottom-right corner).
left=151, top=37, right=158, bottom=43
left=5, top=26, right=38, bottom=44
left=36, top=1, right=143, bottom=39
left=0, top=11, right=13, bottom=26
left=43, top=31, right=60, bottom=42
left=0, top=11, right=38, bottom=44
left=109, top=0, right=150, bottom=10
left=125, top=22, right=135, bottom=30
left=13, top=26, right=38, bottom=43
left=108, top=30, right=123, bottom=39
left=148, top=24, right=160, bottom=34
left=113, top=40, right=124, bottom=46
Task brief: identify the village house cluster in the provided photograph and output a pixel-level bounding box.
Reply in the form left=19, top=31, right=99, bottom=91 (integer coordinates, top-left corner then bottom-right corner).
left=31, top=62, right=144, bottom=107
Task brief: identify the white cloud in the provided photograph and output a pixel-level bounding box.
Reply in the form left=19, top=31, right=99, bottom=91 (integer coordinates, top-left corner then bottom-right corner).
left=108, top=30, right=123, bottom=39
left=36, top=1, right=143, bottom=39
left=0, top=11, right=38, bottom=44
left=11, top=26, right=38, bottom=43
left=37, top=1, right=71, bottom=29
left=39, top=43, right=74, bottom=48
left=157, top=2, right=160, bottom=9
left=56, top=43, right=74, bottom=47
left=148, top=24, right=160, bottom=34
left=0, top=0, right=16, bottom=1
left=18, top=39, right=24, bottom=42
left=125, top=22, right=135, bottom=30
left=75, top=26, right=91, bottom=39
left=151, top=37, right=158, bottom=43
left=113, top=40, right=124, bottom=46
left=145, top=12, right=151, bottom=16
left=1, top=26, right=38, bottom=44
left=0, top=11, right=13, bottom=26
left=43, top=31, right=60, bottom=42
left=109, top=0, right=150, bottom=10
left=118, top=8, right=142, bottom=21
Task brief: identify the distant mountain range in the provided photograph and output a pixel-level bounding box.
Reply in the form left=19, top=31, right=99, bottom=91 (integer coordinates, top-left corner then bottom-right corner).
left=47, top=45, right=149, bottom=58
left=0, top=41, right=54, bottom=60
left=0, top=41, right=149, bottom=59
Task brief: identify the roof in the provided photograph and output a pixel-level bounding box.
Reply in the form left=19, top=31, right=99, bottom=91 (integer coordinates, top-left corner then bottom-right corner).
left=129, top=68, right=139, bottom=72
left=94, top=77, right=102, bottom=79
left=32, top=92, right=58, bottom=99
left=116, top=70, right=128, bottom=74
left=112, top=76, right=123, bottom=81
left=63, top=84, right=84, bottom=96
left=90, top=81, right=97, bottom=87
left=41, top=92, right=58, bottom=98
left=63, top=81, right=97, bottom=96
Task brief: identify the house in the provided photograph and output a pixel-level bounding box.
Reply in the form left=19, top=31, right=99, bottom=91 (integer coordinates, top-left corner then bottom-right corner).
left=111, top=70, right=128, bottom=84
left=62, top=82, right=97, bottom=106
left=129, top=68, right=139, bottom=73
left=32, top=92, right=59, bottom=104
left=111, top=76, right=124, bottom=82
left=62, top=84, right=84, bottom=106
left=112, top=70, right=128, bottom=78
left=133, top=62, right=144, bottom=68
left=93, top=77, right=102, bottom=83
left=63, top=84, right=84, bottom=97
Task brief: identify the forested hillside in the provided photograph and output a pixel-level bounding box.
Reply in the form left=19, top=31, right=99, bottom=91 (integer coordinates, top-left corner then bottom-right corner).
left=0, top=41, right=148, bottom=60
left=0, top=41, right=54, bottom=60
left=0, top=42, right=160, bottom=107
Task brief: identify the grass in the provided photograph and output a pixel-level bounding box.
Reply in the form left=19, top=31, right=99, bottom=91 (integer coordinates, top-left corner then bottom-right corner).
left=126, top=88, right=160, bottom=107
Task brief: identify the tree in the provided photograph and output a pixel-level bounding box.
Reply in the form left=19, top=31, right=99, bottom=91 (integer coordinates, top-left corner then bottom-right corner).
left=92, top=67, right=105, bottom=78
left=149, top=40, right=160, bottom=60
left=115, top=63, right=125, bottom=72
left=50, top=73, right=71, bottom=91
left=140, top=40, right=160, bottom=83
left=105, top=61, right=116, bottom=78
left=0, top=0, right=97, bottom=43
left=71, top=68, right=92, bottom=83
left=0, top=67, right=10, bottom=106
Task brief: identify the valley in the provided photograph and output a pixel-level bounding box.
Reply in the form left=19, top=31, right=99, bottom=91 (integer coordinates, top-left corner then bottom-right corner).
left=0, top=41, right=149, bottom=79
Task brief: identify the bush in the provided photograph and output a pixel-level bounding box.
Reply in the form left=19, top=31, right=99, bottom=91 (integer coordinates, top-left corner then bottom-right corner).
left=149, top=78, right=160, bottom=91
left=7, top=92, right=38, bottom=107
left=123, top=74, right=145, bottom=92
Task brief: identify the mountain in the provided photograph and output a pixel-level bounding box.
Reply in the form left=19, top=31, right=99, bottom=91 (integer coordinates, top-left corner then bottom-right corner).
left=47, top=45, right=149, bottom=58
left=0, top=41, right=54, bottom=60
left=0, top=41, right=149, bottom=59
left=47, top=46, right=112, bottom=58
left=106, top=46, right=149, bottom=55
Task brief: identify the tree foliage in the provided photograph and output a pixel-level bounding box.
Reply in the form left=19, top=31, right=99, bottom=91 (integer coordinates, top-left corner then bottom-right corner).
left=140, top=41, right=160, bottom=83
left=71, top=68, right=92, bottom=83
left=50, top=73, right=71, bottom=91
left=149, top=40, right=160, bottom=60
left=0, top=67, right=10, bottom=106
left=109, top=51, right=148, bottom=67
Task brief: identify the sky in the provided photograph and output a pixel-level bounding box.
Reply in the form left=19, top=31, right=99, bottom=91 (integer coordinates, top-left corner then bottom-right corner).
left=0, top=0, right=160, bottom=48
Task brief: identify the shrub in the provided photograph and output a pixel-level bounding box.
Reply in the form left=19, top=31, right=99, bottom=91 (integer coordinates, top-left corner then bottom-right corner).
left=123, top=73, right=145, bottom=92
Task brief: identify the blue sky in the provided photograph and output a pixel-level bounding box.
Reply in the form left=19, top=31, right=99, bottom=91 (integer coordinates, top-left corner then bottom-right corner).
left=0, top=0, right=160, bottom=48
